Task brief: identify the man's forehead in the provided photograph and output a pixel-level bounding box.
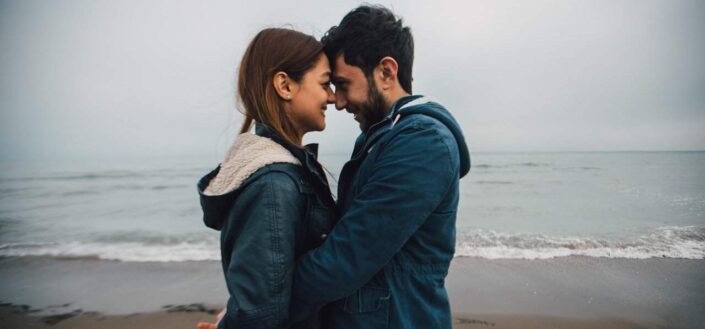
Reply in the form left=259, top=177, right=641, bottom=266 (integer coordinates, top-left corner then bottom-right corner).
left=333, top=55, right=363, bottom=81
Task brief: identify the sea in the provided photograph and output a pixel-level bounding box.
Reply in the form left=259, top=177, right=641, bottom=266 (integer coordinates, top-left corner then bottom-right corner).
left=1, top=151, right=704, bottom=262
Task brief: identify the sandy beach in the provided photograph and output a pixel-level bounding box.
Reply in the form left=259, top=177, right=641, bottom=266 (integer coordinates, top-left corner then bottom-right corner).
left=1, top=256, right=703, bottom=328
left=0, top=305, right=656, bottom=329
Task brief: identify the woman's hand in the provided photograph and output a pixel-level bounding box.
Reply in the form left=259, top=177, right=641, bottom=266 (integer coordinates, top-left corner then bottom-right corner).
left=197, top=308, right=225, bottom=329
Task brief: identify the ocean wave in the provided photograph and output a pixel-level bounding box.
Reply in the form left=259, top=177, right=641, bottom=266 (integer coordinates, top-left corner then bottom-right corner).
left=455, top=226, right=705, bottom=260
left=1, top=226, right=703, bottom=262
left=0, top=241, right=220, bottom=262
left=0, top=168, right=204, bottom=183
left=473, top=180, right=514, bottom=185
left=472, top=162, right=599, bottom=171
left=1, top=171, right=146, bottom=182
left=86, top=230, right=217, bottom=245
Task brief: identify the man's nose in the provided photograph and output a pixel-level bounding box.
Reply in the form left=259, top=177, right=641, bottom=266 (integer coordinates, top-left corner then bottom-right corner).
left=326, top=88, right=336, bottom=105
left=335, top=91, right=347, bottom=111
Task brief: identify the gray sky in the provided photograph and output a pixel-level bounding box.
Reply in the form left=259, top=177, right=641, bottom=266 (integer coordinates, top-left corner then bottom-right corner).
left=1, top=0, right=704, bottom=162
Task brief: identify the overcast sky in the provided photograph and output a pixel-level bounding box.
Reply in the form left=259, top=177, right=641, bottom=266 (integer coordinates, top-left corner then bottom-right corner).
left=1, top=0, right=704, bottom=162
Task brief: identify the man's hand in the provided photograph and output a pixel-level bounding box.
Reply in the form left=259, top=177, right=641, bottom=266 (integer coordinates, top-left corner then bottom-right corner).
left=197, top=308, right=225, bottom=329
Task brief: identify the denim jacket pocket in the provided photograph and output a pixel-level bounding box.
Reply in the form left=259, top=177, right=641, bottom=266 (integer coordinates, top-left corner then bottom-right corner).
left=333, top=285, right=391, bottom=329
left=342, top=285, right=391, bottom=314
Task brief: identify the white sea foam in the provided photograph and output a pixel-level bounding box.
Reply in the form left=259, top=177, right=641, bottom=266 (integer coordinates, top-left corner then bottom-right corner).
left=0, top=241, right=220, bottom=262
left=455, top=226, right=705, bottom=260
left=1, top=226, right=703, bottom=262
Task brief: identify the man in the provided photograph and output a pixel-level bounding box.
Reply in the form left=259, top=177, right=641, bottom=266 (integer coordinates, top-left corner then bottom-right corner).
left=290, top=5, right=471, bottom=329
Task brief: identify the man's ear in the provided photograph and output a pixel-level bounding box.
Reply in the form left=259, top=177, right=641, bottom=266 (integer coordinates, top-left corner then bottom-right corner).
left=272, top=71, right=296, bottom=101
left=377, top=56, right=399, bottom=90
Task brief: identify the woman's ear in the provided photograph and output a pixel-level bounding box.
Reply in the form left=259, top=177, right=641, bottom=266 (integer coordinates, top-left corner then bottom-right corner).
left=273, top=71, right=296, bottom=101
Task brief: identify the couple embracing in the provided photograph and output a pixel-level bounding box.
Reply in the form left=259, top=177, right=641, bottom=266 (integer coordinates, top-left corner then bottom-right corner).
left=198, top=5, right=470, bottom=329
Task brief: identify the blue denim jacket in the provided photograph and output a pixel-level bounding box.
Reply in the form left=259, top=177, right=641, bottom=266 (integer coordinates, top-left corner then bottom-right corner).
left=291, top=95, right=471, bottom=329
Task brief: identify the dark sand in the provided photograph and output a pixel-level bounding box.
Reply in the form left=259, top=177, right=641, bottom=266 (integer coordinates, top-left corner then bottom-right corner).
left=1, top=256, right=703, bottom=328
left=445, top=256, right=705, bottom=327
left=0, top=305, right=655, bottom=329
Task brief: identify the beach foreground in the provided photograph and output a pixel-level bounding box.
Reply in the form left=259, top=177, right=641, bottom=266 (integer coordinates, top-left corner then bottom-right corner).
left=0, top=305, right=653, bottom=329
left=1, top=256, right=702, bottom=328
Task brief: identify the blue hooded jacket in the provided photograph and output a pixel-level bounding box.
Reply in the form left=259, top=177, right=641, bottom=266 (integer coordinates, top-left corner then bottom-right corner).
left=291, top=95, right=470, bottom=329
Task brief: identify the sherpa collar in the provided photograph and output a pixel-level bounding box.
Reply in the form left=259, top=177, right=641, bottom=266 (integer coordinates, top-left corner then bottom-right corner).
left=202, top=132, right=300, bottom=196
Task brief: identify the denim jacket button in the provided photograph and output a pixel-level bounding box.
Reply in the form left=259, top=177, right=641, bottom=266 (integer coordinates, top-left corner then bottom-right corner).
left=320, top=234, right=328, bottom=239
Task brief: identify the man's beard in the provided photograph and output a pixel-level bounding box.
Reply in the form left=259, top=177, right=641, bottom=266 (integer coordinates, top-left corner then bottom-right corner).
left=348, top=77, right=388, bottom=132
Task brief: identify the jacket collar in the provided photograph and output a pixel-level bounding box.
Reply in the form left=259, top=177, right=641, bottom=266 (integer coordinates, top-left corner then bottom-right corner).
left=255, top=123, right=330, bottom=189
left=255, top=123, right=319, bottom=157
left=352, top=95, right=426, bottom=158
left=385, top=95, right=425, bottom=120
left=364, top=95, right=425, bottom=138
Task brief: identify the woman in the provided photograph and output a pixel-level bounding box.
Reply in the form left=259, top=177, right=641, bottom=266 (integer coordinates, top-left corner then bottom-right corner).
left=197, top=28, right=337, bottom=329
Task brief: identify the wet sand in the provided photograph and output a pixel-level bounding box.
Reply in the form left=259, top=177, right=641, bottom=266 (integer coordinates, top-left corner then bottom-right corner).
left=0, top=305, right=654, bottom=329
left=1, top=256, right=703, bottom=328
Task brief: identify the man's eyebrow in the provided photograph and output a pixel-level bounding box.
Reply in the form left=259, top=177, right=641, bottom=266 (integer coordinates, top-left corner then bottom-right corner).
left=332, top=76, right=349, bottom=83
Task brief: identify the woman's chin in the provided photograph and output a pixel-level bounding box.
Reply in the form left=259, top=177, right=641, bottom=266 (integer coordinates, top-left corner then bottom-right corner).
left=303, top=125, right=326, bottom=135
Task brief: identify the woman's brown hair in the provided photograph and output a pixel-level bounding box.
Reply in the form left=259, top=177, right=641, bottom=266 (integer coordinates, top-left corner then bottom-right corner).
left=237, top=28, right=323, bottom=146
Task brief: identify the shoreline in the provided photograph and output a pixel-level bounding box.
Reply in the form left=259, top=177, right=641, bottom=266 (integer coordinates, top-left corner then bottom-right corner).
left=1, top=256, right=703, bottom=328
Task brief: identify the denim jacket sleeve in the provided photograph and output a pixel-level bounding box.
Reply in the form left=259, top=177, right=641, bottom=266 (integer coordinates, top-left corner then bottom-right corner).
left=219, top=171, right=303, bottom=329
left=290, top=119, right=458, bottom=320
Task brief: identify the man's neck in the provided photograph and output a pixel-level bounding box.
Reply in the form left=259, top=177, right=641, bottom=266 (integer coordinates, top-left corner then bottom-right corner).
left=384, top=90, right=412, bottom=113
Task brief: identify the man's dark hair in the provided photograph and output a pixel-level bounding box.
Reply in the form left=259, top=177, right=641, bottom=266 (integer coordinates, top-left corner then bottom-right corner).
left=322, top=5, right=414, bottom=93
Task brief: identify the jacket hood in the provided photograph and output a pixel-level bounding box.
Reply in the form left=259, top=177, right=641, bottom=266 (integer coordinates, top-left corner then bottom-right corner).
left=394, top=96, right=471, bottom=178
left=198, top=133, right=300, bottom=230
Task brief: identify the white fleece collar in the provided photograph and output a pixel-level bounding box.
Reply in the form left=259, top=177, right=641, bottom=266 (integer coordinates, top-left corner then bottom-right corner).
left=203, top=133, right=301, bottom=196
